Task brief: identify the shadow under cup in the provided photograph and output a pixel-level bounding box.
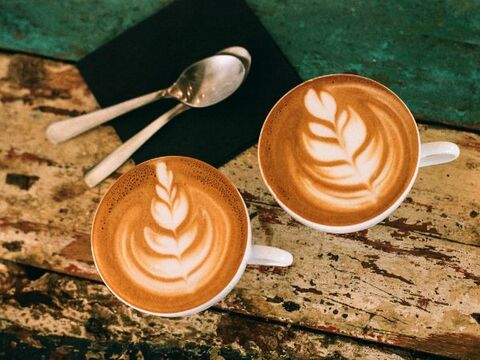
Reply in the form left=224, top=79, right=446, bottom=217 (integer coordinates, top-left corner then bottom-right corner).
left=258, top=74, right=459, bottom=234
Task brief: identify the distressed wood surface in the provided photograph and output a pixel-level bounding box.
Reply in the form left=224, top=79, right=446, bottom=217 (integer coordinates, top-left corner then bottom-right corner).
left=0, top=53, right=479, bottom=358
left=1, top=0, right=479, bottom=130
left=0, top=260, right=439, bottom=360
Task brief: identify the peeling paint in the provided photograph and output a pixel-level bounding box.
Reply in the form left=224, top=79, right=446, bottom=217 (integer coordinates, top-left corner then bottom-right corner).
left=33, top=105, right=85, bottom=117
left=2, top=241, right=23, bottom=252
left=5, top=173, right=39, bottom=190
left=52, top=182, right=88, bottom=202
left=360, top=260, right=414, bottom=285
left=383, top=218, right=441, bottom=237
left=5, top=147, right=57, bottom=166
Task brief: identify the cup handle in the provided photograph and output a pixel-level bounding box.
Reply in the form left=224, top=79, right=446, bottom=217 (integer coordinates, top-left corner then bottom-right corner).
left=247, top=245, right=293, bottom=267
left=419, top=142, right=460, bottom=168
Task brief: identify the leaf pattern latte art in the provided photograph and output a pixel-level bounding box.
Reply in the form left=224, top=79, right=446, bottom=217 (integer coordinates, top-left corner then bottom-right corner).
left=299, top=89, right=395, bottom=209
left=117, top=162, right=224, bottom=294
left=143, top=162, right=213, bottom=281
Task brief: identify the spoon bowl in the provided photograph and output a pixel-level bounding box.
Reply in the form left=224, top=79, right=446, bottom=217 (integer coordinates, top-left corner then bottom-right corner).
left=171, top=54, right=245, bottom=107
left=218, top=46, right=251, bottom=76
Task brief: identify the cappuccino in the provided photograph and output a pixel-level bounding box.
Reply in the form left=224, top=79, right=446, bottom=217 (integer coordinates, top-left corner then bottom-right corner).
left=259, top=74, right=419, bottom=227
left=92, top=157, right=249, bottom=314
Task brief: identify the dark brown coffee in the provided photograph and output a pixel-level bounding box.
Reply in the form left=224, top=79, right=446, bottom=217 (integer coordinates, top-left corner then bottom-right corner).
left=92, top=157, right=249, bottom=314
left=259, top=74, right=419, bottom=226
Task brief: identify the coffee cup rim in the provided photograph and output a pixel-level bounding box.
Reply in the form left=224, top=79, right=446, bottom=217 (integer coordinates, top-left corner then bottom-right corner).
left=90, top=155, right=252, bottom=317
left=257, top=73, right=421, bottom=233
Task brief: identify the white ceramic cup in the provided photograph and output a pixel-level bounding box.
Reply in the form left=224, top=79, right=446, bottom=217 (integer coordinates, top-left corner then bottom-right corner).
left=91, top=157, right=293, bottom=317
left=258, top=75, right=460, bottom=234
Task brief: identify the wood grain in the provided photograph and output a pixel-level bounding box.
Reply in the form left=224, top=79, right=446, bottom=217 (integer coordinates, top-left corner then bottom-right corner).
left=1, top=53, right=479, bottom=358
left=0, top=260, right=433, bottom=360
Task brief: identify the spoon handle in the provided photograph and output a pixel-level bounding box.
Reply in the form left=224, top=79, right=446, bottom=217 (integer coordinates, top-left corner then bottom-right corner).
left=46, top=89, right=169, bottom=144
left=84, top=103, right=189, bottom=188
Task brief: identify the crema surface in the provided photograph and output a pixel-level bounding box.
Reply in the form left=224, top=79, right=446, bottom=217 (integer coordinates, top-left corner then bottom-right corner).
left=92, top=157, right=248, bottom=314
left=259, top=74, right=419, bottom=226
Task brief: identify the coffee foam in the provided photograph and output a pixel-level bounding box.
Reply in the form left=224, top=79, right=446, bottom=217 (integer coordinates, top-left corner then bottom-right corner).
left=92, top=157, right=248, bottom=314
left=259, top=75, right=419, bottom=226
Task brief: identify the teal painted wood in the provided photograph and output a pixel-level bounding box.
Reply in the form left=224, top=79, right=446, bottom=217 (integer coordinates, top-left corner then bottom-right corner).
left=248, top=0, right=480, bottom=129
left=0, top=0, right=479, bottom=129
left=0, top=0, right=172, bottom=60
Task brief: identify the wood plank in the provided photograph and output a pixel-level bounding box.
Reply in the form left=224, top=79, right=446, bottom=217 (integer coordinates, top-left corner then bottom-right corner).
left=0, top=0, right=171, bottom=60
left=0, top=260, right=428, bottom=360
left=249, top=0, right=480, bottom=130
left=0, top=53, right=135, bottom=281
left=1, top=1, right=479, bottom=130
left=1, top=53, right=479, bottom=358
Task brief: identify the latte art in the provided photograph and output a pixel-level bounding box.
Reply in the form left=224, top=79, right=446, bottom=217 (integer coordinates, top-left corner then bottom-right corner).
left=299, top=89, right=398, bottom=210
left=116, top=162, right=230, bottom=294
left=92, top=157, right=248, bottom=314
left=259, top=74, right=419, bottom=226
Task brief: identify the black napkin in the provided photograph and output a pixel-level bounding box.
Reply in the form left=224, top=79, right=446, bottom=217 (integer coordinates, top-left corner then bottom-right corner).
left=77, top=0, right=300, bottom=167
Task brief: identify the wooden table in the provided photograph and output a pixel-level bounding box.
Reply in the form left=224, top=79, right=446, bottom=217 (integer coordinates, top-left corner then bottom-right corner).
left=0, top=50, right=479, bottom=359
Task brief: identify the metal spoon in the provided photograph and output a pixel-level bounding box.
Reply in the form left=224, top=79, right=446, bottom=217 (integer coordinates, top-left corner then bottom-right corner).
left=84, top=52, right=248, bottom=188
left=46, top=54, right=245, bottom=144
left=218, top=46, right=251, bottom=77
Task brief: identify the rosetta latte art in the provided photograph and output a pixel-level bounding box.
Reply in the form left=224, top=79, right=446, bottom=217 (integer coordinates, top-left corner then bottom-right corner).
left=93, top=156, right=248, bottom=313
left=259, top=74, right=418, bottom=226
left=116, top=162, right=229, bottom=295
left=299, top=89, right=397, bottom=210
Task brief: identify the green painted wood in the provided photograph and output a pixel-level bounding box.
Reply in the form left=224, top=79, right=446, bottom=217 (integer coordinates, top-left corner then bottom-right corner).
left=0, top=0, right=172, bottom=60
left=248, top=0, right=480, bottom=130
left=0, top=0, right=479, bottom=129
